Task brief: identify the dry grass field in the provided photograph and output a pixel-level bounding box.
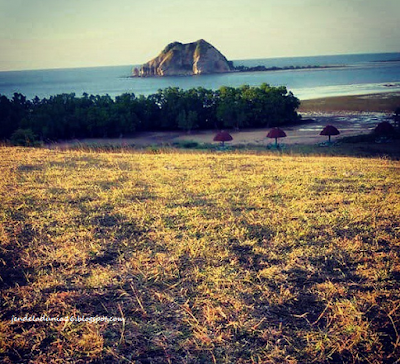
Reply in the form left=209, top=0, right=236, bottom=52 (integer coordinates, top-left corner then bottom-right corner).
left=1, top=147, right=399, bottom=363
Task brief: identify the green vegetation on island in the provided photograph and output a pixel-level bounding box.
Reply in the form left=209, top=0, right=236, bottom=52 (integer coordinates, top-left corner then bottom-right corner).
left=233, top=64, right=343, bottom=73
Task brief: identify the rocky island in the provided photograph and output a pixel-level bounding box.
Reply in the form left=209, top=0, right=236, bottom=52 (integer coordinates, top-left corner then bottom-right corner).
left=133, top=39, right=233, bottom=77
left=132, top=39, right=344, bottom=77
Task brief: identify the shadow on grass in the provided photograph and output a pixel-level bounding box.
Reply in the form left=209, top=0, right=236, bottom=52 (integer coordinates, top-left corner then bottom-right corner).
left=0, top=216, right=36, bottom=289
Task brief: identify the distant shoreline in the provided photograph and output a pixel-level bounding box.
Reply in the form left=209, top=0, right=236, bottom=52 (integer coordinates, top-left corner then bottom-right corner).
left=232, top=64, right=345, bottom=74
left=131, top=64, right=346, bottom=78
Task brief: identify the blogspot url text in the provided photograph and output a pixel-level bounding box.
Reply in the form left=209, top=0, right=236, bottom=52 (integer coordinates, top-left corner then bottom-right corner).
left=11, top=315, right=124, bottom=323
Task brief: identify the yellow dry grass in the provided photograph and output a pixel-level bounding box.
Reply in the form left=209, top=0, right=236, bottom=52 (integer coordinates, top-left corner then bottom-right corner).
left=0, top=146, right=399, bottom=363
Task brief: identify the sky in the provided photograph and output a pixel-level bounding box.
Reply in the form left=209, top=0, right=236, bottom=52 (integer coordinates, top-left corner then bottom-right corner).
left=0, top=0, right=399, bottom=71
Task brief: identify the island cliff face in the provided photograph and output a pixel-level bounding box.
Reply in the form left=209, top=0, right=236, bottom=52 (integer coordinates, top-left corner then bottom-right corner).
left=134, top=39, right=233, bottom=77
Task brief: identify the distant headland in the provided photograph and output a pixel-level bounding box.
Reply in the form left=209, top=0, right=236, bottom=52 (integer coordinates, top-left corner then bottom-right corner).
left=132, top=39, right=343, bottom=77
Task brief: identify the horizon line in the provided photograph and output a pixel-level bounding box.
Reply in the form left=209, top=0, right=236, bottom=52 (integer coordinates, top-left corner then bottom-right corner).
left=1, top=51, right=399, bottom=73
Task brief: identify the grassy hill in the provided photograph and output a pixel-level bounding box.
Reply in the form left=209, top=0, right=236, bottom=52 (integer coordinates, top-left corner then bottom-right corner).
left=1, top=147, right=399, bottom=363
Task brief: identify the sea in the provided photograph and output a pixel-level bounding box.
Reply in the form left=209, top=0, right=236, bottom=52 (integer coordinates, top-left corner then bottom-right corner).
left=1, top=53, right=400, bottom=101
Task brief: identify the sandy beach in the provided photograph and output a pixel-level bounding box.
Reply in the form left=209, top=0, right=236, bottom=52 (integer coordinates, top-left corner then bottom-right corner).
left=60, top=92, right=399, bottom=149
left=175, top=113, right=386, bottom=146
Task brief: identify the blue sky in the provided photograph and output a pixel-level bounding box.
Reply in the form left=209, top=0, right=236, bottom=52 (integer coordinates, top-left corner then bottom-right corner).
left=0, top=0, right=399, bottom=71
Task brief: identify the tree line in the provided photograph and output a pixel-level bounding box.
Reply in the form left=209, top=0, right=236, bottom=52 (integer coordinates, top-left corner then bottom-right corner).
left=0, top=83, right=300, bottom=144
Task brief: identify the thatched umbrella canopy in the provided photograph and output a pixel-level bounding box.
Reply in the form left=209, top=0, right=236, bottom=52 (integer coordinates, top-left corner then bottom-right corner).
left=375, top=121, right=394, bottom=135
left=213, top=131, right=233, bottom=147
left=320, top=125, right=340, bottom=143
left=266, top=128, right=286, bottom=147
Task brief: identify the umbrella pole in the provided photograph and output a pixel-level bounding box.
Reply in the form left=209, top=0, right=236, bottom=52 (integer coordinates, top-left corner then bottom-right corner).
left=275, top=137, right=278, bottom=147
left=328, top=135, right=331, bottom=143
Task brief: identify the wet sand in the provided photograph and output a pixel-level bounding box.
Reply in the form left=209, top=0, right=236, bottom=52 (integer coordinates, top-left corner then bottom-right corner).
left=299, top=92, right=400, bottom=113
left=176, top=113, right=389, bottom=146
left=55, top=92, right=399, bottom=149
left=62, top=112, right=389, bottom=148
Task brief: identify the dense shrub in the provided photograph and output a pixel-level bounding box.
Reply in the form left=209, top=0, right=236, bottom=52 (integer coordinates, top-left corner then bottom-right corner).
left=0, top=84, right=300, bottom=141
left=10, top=128, right=37, bottom=146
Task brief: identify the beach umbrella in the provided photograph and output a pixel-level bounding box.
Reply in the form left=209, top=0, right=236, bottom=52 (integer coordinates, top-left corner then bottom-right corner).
left=320, top=125, right=340, bottom=143
left=266, top=128, right=286, bottom=147
left=213, top=131, right=233, bottom=147
left=375, top=121, right=395, bottom=135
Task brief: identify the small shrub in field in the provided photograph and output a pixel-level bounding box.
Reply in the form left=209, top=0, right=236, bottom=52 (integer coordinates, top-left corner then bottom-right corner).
left=180, top=141, right=199, bottom=149
left=10, top=128, right=37, bottom=146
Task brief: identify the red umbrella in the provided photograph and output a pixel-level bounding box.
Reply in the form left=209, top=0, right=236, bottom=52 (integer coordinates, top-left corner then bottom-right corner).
left=213, top=131, right=233, bottom=147
left=320, top=125, right=340, bottom=143
left=266, top=128, right=286, bottom=147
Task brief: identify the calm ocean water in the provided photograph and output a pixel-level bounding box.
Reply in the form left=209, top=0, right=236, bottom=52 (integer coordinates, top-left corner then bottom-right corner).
left=1, top=53, right=400, bottom=100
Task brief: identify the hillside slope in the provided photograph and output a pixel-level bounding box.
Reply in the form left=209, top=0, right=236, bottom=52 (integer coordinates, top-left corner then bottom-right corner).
left=1, top=148, right=399, bottom=363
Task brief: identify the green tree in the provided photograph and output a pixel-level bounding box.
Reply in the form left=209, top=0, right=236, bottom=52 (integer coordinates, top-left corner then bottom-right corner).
left=113, top=93, right=140, bottom=136
left=0, top=95, right=14, bottom=139
left=0, top=84, right=300, bottom=141
left=216, top=86, right=250, bottom=129
left=178, top=110, right=198, bottom=133
left=10, top=128, right=37, bottom=146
